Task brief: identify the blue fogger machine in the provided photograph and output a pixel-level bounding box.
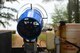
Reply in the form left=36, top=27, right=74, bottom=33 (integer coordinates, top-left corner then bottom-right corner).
left=17, top=4, right=47, bottom=41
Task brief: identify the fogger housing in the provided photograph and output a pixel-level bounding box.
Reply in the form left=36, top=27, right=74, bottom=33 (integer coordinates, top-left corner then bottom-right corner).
left=17, top=8, right=43, bottom=40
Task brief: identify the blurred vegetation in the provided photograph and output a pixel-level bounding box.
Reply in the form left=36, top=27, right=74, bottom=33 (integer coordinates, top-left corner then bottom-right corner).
left=43, top=0, right=80, bottom=23
left=0, top=6, right=17, bottom=27
left=52, top=0, right=80, bottom=23
left=67, top=0, right=80, bottom=23
left=52, top=4, right=68, bottom=24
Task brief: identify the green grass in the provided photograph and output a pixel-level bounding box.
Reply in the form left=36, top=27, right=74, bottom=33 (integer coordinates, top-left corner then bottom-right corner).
left=38, top=33, right=47, bottom=41
left=12, top=33, right=47, bottom=42
left=12, top=34, right=17, bottom=42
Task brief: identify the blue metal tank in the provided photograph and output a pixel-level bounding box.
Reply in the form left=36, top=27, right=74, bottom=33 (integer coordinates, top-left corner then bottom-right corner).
left=17, top=8, right=43, bottom=40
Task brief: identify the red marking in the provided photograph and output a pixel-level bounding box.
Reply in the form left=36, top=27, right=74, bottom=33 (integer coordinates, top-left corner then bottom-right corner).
left=63, top=47, right=76, bottom=50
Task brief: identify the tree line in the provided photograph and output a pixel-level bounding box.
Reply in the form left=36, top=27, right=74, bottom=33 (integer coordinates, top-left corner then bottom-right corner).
left=0, top=0, right=80, bottom=27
